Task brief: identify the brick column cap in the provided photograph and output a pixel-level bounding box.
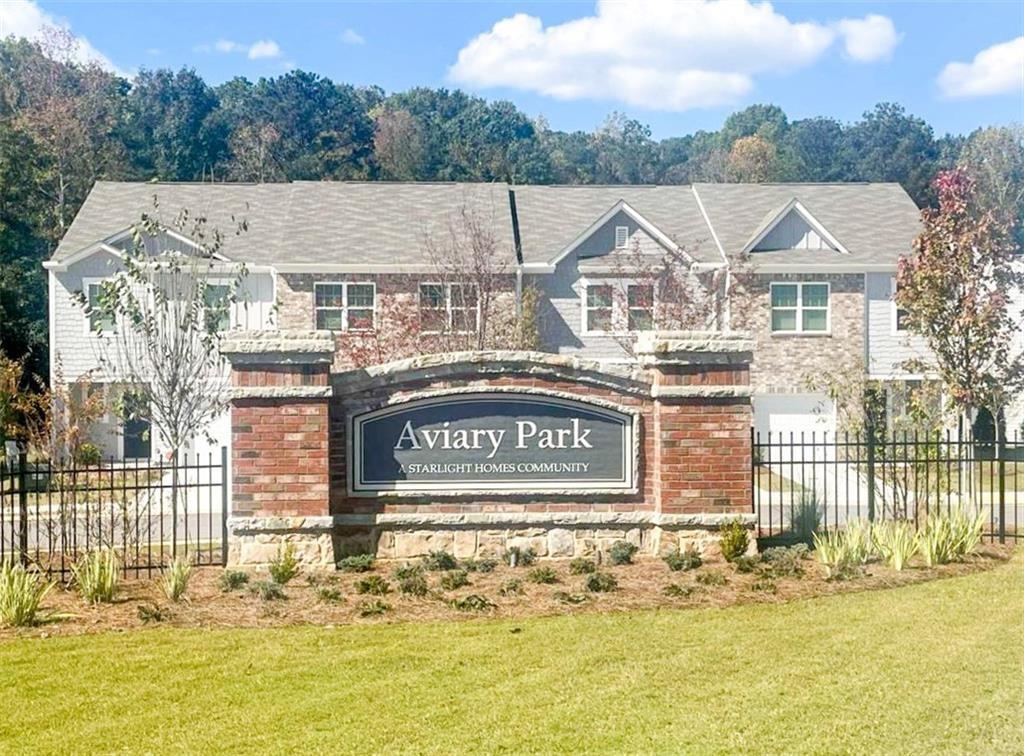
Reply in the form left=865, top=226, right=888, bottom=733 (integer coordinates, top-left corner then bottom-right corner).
left=635, top=330, right=753, bottom=366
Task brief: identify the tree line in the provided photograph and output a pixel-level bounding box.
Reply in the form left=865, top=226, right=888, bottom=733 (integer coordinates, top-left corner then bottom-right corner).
left=0, top=31, right=1019, bottom=381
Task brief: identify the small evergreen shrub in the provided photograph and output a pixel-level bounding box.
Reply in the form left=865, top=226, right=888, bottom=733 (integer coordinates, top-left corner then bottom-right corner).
left=337, top=553, right=375, bottom=573
left=449, top=594, right=495, bottom=612
left=0, top=560, right=54, bottom=627
left=392, top=563, right=424, bottom=581
left=422, top=550, right=458, bottom=571
left=760, top=545, right=808, bottom=577
left=398, top=574, right=429, bottom=597
left=568, top=557, right=597, bottom=575
left=268, top=543, right=300, bottom=585
left=695, top=570, right=727, bottom=587
left=506, top=546, right=537, bottom=567
left=439, top=569, right=470, bottom=591
left=72, top=548, right=120, bottom=604
left=218, top=570, right=250, bottom=592
left=731, top=555, right=760, bottom=574
left=662, top=583, right=695, bottom=598
left=527, top=566, right=559, bottom=584
left=159, top=555, right=193, bottom=602
left=354, top=575, right=391, bottom=595
left=608, top=540, right=639, bottom=565
left=663, top=544, right=702, bottom=572
left=583, top=571, right=617, bottom=593
left=718, top=520, right=749, bottom=562
left=462, top=557, right=498, bottom=573
left=499, top=578, right=523, bottom=596
left=553, top=591, right=588, bottom=605
left=137, top=603, right=168, bottom=623
left=358, top=599, right=391, bottom=617
left=315, top=586, right=344, bottom=603
left=249, top=580, right=286, bottom=601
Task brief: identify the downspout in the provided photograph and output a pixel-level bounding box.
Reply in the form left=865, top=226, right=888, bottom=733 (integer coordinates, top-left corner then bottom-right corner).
left=509, top=188, right=524, bottom=318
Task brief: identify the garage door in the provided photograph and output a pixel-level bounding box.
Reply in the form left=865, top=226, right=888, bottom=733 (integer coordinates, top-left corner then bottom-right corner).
left=754, top=393, right=836, bottom=462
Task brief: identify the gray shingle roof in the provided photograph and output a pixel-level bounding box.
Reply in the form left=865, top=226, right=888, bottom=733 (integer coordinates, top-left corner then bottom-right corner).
left=53, top=180, right=921, bottom=270
left=692, top=183, right=921, bottom=266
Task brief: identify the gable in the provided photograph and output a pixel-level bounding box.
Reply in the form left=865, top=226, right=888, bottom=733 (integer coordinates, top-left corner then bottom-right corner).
left=574, top=210, right=670, bottom=260
left=753, top=209, right=838, bottom=252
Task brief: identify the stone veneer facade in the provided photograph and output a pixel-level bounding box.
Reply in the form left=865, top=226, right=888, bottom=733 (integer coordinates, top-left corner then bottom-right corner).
left=222, top=331, right=756, bottom=567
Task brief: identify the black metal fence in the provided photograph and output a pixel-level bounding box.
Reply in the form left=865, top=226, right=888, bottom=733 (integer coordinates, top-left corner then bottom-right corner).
left=752, top=430, right=1022, bottom=544
left=0, top=448, right=228, bottom=577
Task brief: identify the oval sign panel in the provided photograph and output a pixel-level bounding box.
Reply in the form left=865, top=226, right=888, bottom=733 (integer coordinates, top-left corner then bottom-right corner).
left=350, top=392, right=636, bottom=494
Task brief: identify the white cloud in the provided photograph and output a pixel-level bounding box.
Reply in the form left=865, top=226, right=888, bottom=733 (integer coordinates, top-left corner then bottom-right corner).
left=449, top=0, right=899, bottom=111
left=835, top=14, right=902, bottom=62
left=341, top=28, right=365, bottom=45
left=0, top=0, right=121, bottom=72
left=937, top=37, right=1024, bottom=98
left=201, top=37, right=283, bottom=60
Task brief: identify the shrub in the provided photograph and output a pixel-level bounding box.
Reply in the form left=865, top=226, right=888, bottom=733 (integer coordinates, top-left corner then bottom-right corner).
left=72, top=548, right=120, bottom=604
left=608, top=540, right=639, bottom=565
left=812, top=530, right=859, bottom=579
left=159, top=555, right=193, bottom=602
left=422, top=550, right=458, bottom=571
left=337, top=553, right=375, bottom=573
left=137, top=603, right=168, bottom=623
left=695, top=570, right=727, bottom=587
left=354, top=575, right=392, bottom=595
left=498, top=578, right=523, bottom=596
left=506, top=546, right=537, bottom=567
left=268, top=543, right=300, bottom=585
left=760, top=545, right=808, bottom=577
left=872, top=520, right=918, bottom=571
left=74, top=442, right=102, bottom=467
left=0, top=559, right=54, bottom=628
left=662, top=583, right=695, bottom=599
left=527, top=566, right=559, bottom=584
left=462, top=557, right=498, bottom=573
left=569, top=557, right=597, bottom=575
left=751, top=578, right=777, bottom=593
left=791, top=495, right=823, bottom=542
left=731, top=555, right=760, bottom=574
left=218, top=570, right=250, bottom=592
left=249, top=580, right=286, bottom=601
left=359, top=599, right=391, bottom=617
left=718, top=520, right=749, bottom=562
left=948, top=506, right=986, bottom=559
left=663, top=545, right=702, bottom=572
left=583, top=571, right=617, bottom=593
left=315, top=586, right=344, bottom=603
left=449, top=594, right=495, bottom=612
left=439, top=569, right=470, bottom=591
left=398, top=574, right=429, bottom=597
left=553, top=591, right=589, bottom=604
left=392, top=563, right=424, bottom=581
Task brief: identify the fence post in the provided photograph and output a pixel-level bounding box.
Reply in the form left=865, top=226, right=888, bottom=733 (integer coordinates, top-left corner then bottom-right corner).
left=17, top=451, right=28, bottom=566
left=866, top=423, right=877, bottom=523
left=997, top=430, right=1006, bottom=544
left=221, top=445, right=229, bottom=566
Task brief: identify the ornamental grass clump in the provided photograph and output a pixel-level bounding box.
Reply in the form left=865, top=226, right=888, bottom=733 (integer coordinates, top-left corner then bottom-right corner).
left=663, top=545, right=702, bottom=572
left=358, top=599, right=391, bottom=617
left=249, top=580, right=286, bottom=601
left=72, top=548, right=120, bottom=604
left=398, top=574, right=429, bottom=597
left=718, top=520, right=749, bottom=562
left=843, top=519, right=873, bottom=565
left=355, top=575, right=392, bottom=595
left=218, top=570, right=249, bottom=592
left=315, top=586, right=344, bottom=603
left=439, top=569, right=470, bottom=591
left=812, top=529, right=857, bottom=579
left=159, top=555, right=193, bottom=603
left=608, top=540, right=639, bottom=566
left=919, top=512, right=962, bottom=566
left=872, top=520, right=918, bottom=571
left=268, top=543, right=300, bottom=585
left=527, top=566, right=559, bottom=584
left=337, top=553, right=375, bottom=573
left=449, top=594, right=495, bottom=612
left=568, top=557, right=597, bottom=575
left=0, top=559, right=54, bottom=628
left=392, top=563, right=424, bottom=581
left=498, top=578, right=523, bottom=596
left=948, top=506, right=986, bottom=559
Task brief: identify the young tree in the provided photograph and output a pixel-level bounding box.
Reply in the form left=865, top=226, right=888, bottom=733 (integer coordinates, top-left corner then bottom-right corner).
left=895, top=168, right=1023, bottom=435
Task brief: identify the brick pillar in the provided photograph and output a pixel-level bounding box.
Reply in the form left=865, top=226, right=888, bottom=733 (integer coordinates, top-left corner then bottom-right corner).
left=221, top=332, right=336, bottom=566
left=636, top=332, right=754, bottom=518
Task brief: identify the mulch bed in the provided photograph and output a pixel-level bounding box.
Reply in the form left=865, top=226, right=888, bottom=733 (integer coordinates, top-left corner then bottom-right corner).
left=3, top=545, right=1014, bottom=639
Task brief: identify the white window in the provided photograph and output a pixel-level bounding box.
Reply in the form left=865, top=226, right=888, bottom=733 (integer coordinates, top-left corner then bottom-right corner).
left=314, top=282, right=376, bottom=331
left=203, top=283, right=232, bottom=333
left=614, top=225, right=629, bottom=249
left=584, top=283, right=613, bottom=333
left=891, top=278, right=909, bottom=333
left=419, top=282, right=479, bottom=334
left=627, top=284, right=654, bottom=331
left=770, top=282, right=830, bottom=334
left=83, top=278, right=116, bottom=335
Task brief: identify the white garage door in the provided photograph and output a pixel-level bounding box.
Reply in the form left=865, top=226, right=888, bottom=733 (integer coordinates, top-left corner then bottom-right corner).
left=754, top=393, right=836, bottom=462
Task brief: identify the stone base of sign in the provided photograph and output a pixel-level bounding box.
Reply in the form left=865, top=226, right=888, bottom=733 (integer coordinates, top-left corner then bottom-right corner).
left=226, top=513, right=757, bottom=566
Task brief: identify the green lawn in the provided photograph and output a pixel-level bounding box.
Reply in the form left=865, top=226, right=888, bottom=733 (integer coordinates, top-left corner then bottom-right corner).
left=2, top=560, right=1022, bottom=754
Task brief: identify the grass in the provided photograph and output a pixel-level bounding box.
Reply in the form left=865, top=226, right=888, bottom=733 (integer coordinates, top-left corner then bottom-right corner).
left=0, top=557, right=1020, bottom=753
left=754, top=467, right=811, bottom=496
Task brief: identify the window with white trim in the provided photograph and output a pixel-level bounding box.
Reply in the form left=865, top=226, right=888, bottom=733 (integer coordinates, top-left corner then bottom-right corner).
left=770, top=282, right=829, bottom=333
left=314, top=282, right=376, bottom=331
left=84, top=279, right=116, bottom=334
left=584, top=284, right=613, bottom=332
left=891, top=278, right=909, bottom=332
left=203, top=283, right=232, bottom=333
left=614, top=225, right=629, bottom=249
left=627, top=283, right=654, bottom=331
left=418, top=282, right=479, bottom=334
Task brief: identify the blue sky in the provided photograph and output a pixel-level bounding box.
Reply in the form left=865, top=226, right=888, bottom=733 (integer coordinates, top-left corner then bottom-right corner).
left=4, top=1, right=1022, bottom=138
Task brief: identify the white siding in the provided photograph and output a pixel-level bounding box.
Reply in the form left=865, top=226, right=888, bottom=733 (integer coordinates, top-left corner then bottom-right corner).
left=864, top=272, right=930, bottom=378
left=755, top=211, right=833, bottom=251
